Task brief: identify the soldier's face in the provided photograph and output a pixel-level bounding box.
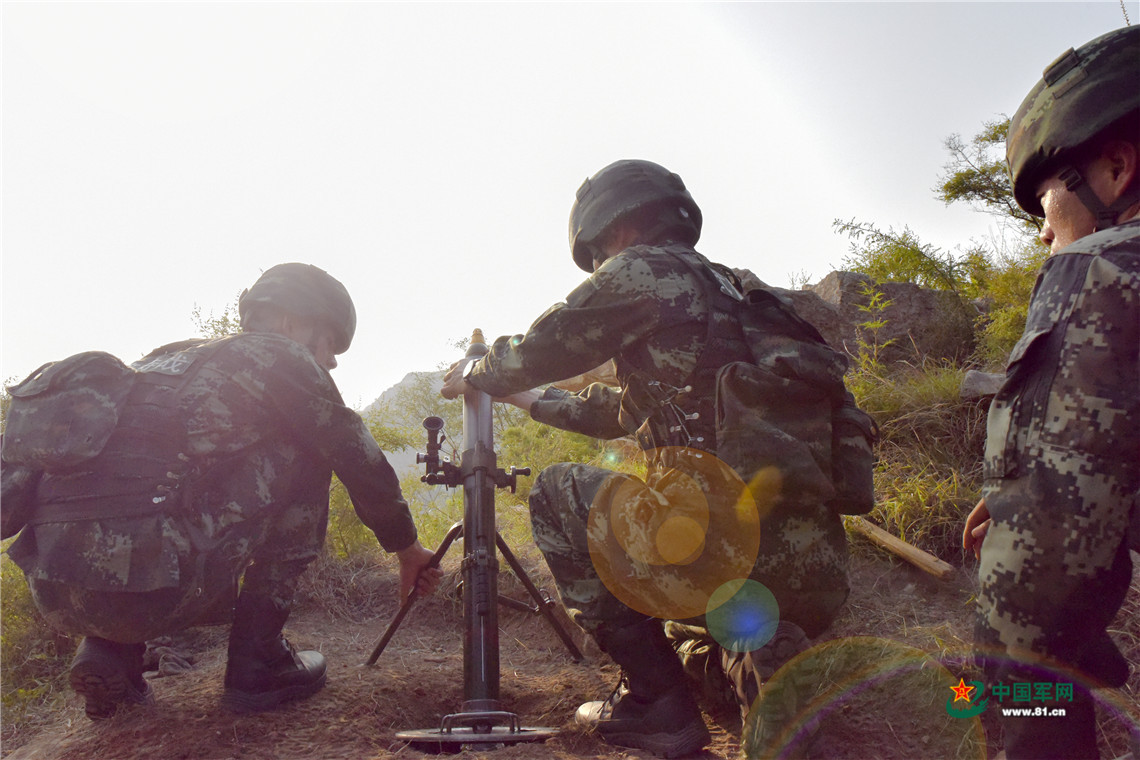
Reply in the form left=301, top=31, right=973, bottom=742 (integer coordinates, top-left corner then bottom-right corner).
left=1037, top=178, right=1090, bottom=253
left=1034, top=148, right=1133, bottom=254
left=1036, top=172, right=1098, bottom=253
left=307, top=331, right=339, bottom=372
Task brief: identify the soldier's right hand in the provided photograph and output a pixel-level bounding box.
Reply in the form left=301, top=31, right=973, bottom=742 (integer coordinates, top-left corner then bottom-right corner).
left=440, top=360, right=470, bottom=400
left=962, top=498, right=991, bottom=560
left=395, top=540, right=443, bottom=603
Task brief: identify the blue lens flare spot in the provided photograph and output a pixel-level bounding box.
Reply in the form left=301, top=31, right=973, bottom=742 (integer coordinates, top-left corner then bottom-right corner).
left=706, top=579, right=780, bottom=653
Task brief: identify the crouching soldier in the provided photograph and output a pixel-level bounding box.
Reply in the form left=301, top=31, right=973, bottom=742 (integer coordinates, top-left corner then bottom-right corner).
left=441, top=161, right=856, bottom=757
left=2, top=263, right=441, bottom=719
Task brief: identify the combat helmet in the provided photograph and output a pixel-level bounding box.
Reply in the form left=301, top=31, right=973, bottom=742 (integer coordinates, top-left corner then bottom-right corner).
left=238, top=263, right=357, bottom=353
left=1007, top=25, right=1140, bottom=223
left=569, top=159, right=703, bottom=272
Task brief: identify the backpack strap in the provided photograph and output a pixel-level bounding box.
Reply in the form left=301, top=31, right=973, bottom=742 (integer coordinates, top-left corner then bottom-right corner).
left=630, top=249, right=750, bottom=451
left=661, top=249, right=749, bottom=380
left=664, top=250, right=878, bottom=514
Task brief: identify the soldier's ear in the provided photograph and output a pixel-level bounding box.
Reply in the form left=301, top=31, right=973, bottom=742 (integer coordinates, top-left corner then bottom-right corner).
left=1104, top=139, right=1138, bottom=195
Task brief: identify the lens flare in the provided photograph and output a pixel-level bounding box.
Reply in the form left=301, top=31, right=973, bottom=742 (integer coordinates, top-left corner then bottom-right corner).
left=587, top=447, right=761, bottom=619
left=706, top=579, right=780, bottom=653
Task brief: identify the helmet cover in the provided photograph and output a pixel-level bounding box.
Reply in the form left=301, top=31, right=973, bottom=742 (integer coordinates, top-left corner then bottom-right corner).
left=569, top=159, right=703, bottom=272
left=1007, top=25, right=1140, bottom=217
left=238, top=263, right=356, bottom=353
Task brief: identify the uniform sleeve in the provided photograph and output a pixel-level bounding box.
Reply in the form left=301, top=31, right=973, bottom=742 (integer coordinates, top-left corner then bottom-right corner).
left=253, top=339, right=418, bottom=552
left=529, top=384, right=627, bottom=439
left=464, top=251, right=677, bottom=436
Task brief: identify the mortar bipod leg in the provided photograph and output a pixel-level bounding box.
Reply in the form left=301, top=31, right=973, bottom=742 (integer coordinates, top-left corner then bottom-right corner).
left=495, top=533, right=583, bottom=662
left=362, top=521, right=464, bottom=666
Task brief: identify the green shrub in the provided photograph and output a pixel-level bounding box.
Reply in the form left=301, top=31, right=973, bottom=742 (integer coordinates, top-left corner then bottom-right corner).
left=972, top=244, right=1046, bottom=367
left=0, top=552, right=74, bottom=734
left=325, top=476, right=385, bottom=558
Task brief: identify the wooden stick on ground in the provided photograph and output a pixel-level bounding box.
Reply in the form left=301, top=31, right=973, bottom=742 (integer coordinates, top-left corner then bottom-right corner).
left=846, top=516, right=956, bottom=580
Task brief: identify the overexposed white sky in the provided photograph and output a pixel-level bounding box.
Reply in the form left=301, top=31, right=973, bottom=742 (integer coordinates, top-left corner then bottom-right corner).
left=3, top=1, right=1134, bottom=407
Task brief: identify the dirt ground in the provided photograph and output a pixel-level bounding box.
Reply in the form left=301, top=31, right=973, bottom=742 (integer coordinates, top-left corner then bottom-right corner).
left=3, top=541, right=1137, bottom=760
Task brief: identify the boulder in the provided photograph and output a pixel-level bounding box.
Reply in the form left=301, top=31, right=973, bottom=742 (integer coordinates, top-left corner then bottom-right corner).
left=960, top=370, right=1005, bottom=400
left=737, top=269, right=978, bottom=364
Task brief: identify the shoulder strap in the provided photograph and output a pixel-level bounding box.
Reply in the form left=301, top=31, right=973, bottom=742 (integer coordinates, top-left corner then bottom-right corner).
left=740, top=286, right=829, bottom=347
left=667, top=249, right=849, bottom=389
left=661, top=249, right=747, bottom=380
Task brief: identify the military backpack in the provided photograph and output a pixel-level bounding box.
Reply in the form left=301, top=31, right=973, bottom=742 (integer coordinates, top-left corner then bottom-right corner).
left=673, top=251, right=878, bottom=515
left=1, top=339, right=229, bottom=538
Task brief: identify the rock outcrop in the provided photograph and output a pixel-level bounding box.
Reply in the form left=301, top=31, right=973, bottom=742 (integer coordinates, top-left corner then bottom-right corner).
left=737, top=270, right=978, bottom=364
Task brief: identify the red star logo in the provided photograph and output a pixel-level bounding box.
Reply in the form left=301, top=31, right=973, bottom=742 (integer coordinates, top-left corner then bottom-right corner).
left=950, top=678, right=975, bottom=703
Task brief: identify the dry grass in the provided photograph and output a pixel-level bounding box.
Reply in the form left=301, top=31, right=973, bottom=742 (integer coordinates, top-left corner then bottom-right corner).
left=294, top=548, right=399, bottom=623
left=1101, top=569, right=1140, bottom=756
left=849, top=361, right=988, bottom=564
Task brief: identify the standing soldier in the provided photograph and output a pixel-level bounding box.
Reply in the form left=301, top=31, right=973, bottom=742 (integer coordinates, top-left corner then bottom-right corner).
left=2, top=263, right=441, bottom=720
left=442, top=160, right=851, bottom=757
left=963, top=25, right=1140, bottom=760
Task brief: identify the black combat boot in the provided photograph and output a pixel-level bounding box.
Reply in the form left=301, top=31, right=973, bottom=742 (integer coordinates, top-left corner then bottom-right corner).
left=221, top=592, right=327, bottom=713
left=576, top=619, right=710, bottom=758
left=69, top=637, right=154, bottom=720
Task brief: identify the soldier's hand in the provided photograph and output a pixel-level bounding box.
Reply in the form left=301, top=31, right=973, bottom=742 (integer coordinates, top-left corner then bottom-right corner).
left=395, top=540, right=443, bottom=603
left=963, top=498, right=991, bottom=560
left=440, top=359, right=469, bottom=400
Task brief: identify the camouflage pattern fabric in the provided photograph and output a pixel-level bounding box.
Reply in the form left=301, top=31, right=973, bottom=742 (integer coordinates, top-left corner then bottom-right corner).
left=665, top=619, right=815, bottom=736
left=1006, top=25, right=1140, bottom=217
left=7, top=332, right=415, bottom=642
left=468, top=242, right=849, bottom=713
left=977, top=220, right=1140, bottom=757
left=3, top=351, right=135, bottom=471
left=529, top=460, right=847, bottom=638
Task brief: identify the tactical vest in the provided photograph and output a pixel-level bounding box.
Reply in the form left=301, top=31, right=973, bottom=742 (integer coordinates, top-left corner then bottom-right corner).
left=622, top=249, right=753, bottom=457
left=631, top=248, right=877, bottom=514
left=26, top=339, right=231, bottom=525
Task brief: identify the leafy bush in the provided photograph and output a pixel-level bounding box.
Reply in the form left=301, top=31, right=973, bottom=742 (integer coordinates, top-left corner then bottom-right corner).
left=834, top=220, right=974, bottom=295
left=325, top=476, right=383, bottom=558
left=970, top=243, right=1048, bottom=367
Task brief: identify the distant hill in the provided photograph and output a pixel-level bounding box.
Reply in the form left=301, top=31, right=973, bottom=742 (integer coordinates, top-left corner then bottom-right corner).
left=363, top=369, right=445, bottom=477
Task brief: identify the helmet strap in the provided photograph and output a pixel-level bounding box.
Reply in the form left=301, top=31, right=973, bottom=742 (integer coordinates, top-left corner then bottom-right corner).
left=1059, top=165, right=1140, bottom=230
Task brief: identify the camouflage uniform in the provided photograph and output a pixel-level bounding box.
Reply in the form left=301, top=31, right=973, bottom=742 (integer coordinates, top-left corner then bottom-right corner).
left=467, top=243, right=849, bottom=716
left=977, top=219, right=1140, bottom=757
left=7, top=332, right=416, bottom=643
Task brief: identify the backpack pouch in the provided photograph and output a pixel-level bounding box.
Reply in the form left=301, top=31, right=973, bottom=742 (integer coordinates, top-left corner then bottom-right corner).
left=714, top=361, right=835, bottom=504
left=2, top=352, right=135, bottom=471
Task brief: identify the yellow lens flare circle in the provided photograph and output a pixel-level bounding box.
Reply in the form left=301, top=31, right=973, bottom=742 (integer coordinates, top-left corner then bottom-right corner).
left=587, top=447, right=762, bottom=620
left=656, top=515, right=705, bottom=565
